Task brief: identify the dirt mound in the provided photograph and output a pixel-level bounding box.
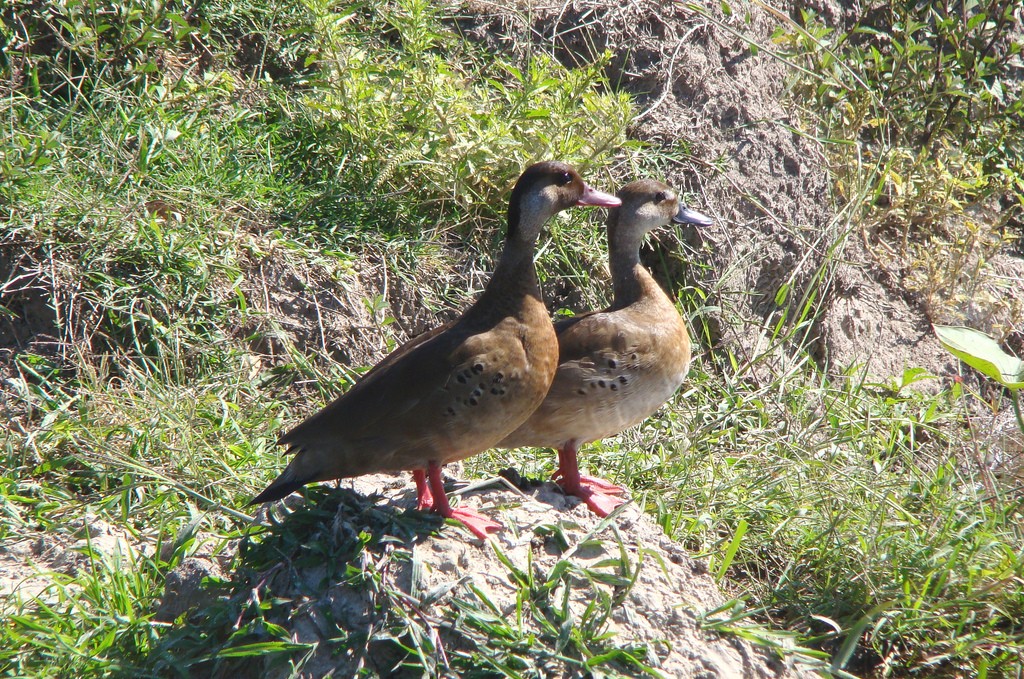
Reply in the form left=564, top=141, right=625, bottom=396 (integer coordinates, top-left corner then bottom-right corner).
left=237, top=239, right=474, bottom=375
left=457, top=0, right=971, bottom=385
left=162, top=475, right=819, bottom=677
left=814, top=238, right=957, bottom=383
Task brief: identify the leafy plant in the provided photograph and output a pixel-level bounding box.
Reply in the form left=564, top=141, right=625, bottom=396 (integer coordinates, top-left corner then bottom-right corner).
left=935, top=324, right=1024, bottom=433
left=787, top=0, right=1022, bottom=228
left=4, top=0, right=205, bottom=99
left=777, top=0, right=1023, bottom=332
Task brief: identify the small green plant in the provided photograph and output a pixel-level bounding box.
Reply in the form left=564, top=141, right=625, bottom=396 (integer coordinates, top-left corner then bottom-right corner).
left=447, top=520, right=663, bottom=676
left=934, top=324, right=1024, bottom=433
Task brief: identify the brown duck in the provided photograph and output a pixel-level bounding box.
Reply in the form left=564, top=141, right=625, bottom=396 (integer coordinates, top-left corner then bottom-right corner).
left=251, top=162, right=622, bottom=538
left=498, top=179, right=712, bottom=516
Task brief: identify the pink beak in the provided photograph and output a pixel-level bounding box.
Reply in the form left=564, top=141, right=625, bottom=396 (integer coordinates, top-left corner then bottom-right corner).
left=577, top=184, right=622, bottom=207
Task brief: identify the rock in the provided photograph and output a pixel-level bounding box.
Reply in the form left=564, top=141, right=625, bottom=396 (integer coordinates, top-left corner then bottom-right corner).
left=236, top=475, right=818, bottom=677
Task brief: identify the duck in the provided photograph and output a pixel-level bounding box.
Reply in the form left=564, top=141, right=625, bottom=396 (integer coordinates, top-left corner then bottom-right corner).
left=251, top=161, right=622, bottom=539
left=497, top=179, right=712, bottom=517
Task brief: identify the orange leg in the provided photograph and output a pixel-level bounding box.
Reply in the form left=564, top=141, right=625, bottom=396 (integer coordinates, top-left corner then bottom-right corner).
left=552, top=442, right=626, bottom=517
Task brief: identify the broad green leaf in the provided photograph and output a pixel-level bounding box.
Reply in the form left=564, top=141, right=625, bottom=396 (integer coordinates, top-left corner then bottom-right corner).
left=933, top=325, right=1024, bottom=389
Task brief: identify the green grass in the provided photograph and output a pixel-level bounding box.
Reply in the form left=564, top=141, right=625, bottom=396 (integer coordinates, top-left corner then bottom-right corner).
left=3, top=0, right=1024, bottom=676
left=658, top=367, right=1023, bottom=673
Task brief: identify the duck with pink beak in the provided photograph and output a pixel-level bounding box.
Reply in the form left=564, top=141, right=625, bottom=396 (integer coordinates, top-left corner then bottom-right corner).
left=252, top=162, right=621, bottom=539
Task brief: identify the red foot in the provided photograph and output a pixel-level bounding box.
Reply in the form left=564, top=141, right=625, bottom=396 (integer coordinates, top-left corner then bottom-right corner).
left=441, top=506, right=502, bottom=540
left=554, top=444, right=628, bottom=517
left=559, top=476, right=627, bottom=517
left=413, top=462, right=502, bottom=539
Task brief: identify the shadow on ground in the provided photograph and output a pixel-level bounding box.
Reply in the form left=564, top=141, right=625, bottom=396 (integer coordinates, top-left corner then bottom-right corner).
left=147, top=485, right=445, bottom=678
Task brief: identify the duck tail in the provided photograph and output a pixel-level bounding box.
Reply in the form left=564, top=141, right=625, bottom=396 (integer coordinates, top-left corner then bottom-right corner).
left=249, top=453, right=316, bottom=505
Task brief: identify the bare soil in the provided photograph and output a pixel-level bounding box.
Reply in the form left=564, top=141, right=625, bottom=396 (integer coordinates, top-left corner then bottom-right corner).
left=238, top=248, right=388, bottom=369
left=0, top=516, right=148, bottom=604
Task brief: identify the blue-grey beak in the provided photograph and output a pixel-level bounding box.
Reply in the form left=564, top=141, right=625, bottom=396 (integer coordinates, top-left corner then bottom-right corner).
left=673, top=204, right=713, bottom=226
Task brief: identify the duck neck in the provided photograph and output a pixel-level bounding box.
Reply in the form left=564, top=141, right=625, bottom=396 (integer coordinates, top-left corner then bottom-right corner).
left=473, top=212, right=546, bottom=316
left=607, top=216, right=650, bottom=309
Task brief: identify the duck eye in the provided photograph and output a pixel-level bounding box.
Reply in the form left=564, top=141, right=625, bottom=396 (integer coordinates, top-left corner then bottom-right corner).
left=655, top=191, right=669, bottom=203
left=560, top=171, right=573, bottom=185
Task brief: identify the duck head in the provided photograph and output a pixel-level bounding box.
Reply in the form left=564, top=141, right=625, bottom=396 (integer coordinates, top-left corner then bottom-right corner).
left=609, top=179, right=712, bottom=244
left=507, top=161, right=621, bottom=242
